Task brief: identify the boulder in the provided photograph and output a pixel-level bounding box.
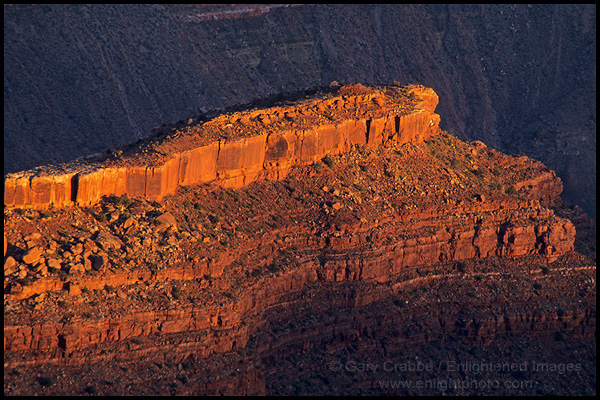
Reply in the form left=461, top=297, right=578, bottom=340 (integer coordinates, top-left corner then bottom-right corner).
left=84, top=257, right=93, bottom=271
left=155, top=212, right=178, bottom=231
left=128, top=201, right=146, bottom=215
left=71, top=242, right=84, bottom=255
left=95, top=231, right=123, bottom=250
left=332, top=202, right=344, bottom=210
left=65, top=263, right=85, bottom=275
left=47, top=258, right=62, bottom=270
left=66, top=282, right=82, bottom=296
left=123, top=217, right=136, bottom=229
left=22, top=247, right=42, bottom=264
left=4, top=256, right=17, bottom=275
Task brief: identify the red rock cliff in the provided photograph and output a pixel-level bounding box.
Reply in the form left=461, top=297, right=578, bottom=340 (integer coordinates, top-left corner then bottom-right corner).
left=4, top=84, right=441, bottom=209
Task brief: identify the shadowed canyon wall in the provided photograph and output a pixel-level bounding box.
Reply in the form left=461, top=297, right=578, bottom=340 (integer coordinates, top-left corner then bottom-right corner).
left=3, top=4, right=596, bottom=217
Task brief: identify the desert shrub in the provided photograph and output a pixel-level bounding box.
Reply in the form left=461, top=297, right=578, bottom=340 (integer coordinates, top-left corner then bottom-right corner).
left=540, top=266, right=550, bottom=275
left=37, top=376, right=53, bottom=387
left=354, top=183, right=367, bottom=193
left=118, top=194, right=132, bottom=208
left=266, top=263, right=283, bottom=273
left=322, top=155, right=334, bottom=168
left=106, top=194, right=131, bottom=207
left=505, top=185, right=518, bottom=196
left=18, top=276, right=32, bottom=286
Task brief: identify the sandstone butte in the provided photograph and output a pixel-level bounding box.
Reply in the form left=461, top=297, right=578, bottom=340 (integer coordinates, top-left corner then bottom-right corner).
left=3, top=84, right=595, bottom=396
left=4, top=84, right=440, bottom=210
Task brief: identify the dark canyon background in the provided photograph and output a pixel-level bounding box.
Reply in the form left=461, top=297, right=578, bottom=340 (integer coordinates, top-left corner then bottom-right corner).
left=3, top=4, right=596, bottom=218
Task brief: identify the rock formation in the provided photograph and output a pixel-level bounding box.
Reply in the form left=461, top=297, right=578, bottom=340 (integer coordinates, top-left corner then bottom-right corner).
left=4, top=4, right=596, bottom=219
left=3, top=84, right=595, bottom=396
left=4, top=84, right=440, bottom=209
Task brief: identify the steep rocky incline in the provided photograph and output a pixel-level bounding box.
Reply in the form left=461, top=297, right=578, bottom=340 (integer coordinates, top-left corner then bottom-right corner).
left=3, top=85, right=595, bottom=396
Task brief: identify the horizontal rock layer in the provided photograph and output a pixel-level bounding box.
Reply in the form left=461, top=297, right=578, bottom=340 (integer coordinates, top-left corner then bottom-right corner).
left=4, top=256, right=594, bottom=369
left=3, top=82, right=593, bottom=396
left=3, top=86, right=441, bottom=209
left=3, top=195, right=578, bottom=366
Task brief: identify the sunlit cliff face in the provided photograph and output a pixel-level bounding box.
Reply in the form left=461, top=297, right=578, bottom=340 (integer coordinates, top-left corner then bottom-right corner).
left=3, top=4, right=595, bottom=218
left=3, top=117, right=594, bottom=393
left=2, top=4, right=596, bottom=395
left=3, top=84, right=440, bottom=210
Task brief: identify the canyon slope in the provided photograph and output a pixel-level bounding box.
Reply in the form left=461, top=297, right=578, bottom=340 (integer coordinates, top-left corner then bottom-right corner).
left=3, top=4, right=596, bottom=218
left=4, top=84, right=596, bottom=396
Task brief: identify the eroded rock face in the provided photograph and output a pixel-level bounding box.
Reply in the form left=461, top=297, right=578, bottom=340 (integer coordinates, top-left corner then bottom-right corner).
left=4, top=84, right=440, bottom=209
left=3, top=138, right=585, bottom=369
left=4, top=4, right=596, bottom=221
left=3, top=83, right=594, bottom=396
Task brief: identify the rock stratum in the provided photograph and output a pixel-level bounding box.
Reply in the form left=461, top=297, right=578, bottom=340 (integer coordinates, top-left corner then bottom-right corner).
left=4, top=84, right=439, bottom=210
left=4, top=4, right=596, bottom=219
left=3, top=85, right=595, bottom=396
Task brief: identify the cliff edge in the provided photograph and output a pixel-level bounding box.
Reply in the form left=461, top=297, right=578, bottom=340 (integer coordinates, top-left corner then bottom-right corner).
left=4, top=84, right=440, bottom=210
left=3, top=84, right=594, bottom=396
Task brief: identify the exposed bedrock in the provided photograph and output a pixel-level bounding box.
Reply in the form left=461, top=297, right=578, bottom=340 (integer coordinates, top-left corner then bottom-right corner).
left=3, top=194, right=579, bottom=367
left=4, top=255, right=594, bottom=370
left=3, top=86, right=440, bottom=210
left=4, top=5, right=596, bottom=219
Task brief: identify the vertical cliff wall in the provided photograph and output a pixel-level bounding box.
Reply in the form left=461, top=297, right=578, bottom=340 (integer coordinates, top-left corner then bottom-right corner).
left=3, top=4, right=595, bottom=217
left=4, top=85, right=441, bottom=209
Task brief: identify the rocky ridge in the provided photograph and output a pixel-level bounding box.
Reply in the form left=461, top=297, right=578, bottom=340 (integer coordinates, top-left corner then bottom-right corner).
left=3, top=85, right=595, bottom=396
left=4, top=4, right=595, bottom=219
left=4, top=83, right=439, bottom=210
